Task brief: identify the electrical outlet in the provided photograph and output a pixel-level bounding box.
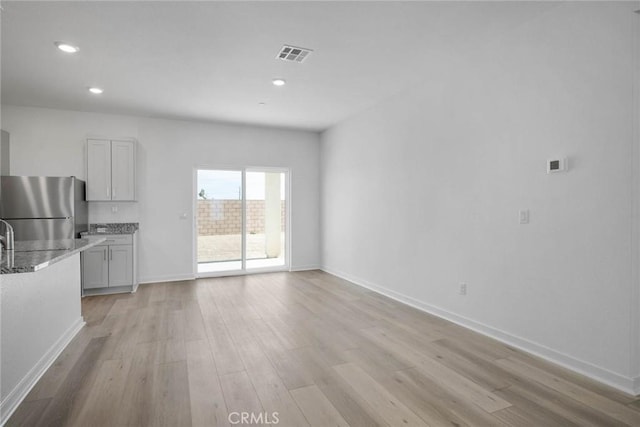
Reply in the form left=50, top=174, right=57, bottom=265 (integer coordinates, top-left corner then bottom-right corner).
left=459, top=283, right=467, bottom=295
left=111, top=205, right=118, bottom=213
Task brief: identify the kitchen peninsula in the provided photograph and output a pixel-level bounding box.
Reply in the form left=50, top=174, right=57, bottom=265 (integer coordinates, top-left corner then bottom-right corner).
left=0, top=237, right=104, bottom=422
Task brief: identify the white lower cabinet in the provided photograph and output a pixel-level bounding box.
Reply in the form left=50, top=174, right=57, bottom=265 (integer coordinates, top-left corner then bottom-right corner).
left=82, top=246, right=109, bottom=289
left=108, top=245, right=133, bottom=287
left=82, top=233, right=138, bottom=295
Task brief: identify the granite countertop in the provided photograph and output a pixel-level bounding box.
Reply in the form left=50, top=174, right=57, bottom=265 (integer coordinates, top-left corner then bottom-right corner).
left=1, top=238, right=106, bottom=275
left=81, top=222, right=139, bottom=235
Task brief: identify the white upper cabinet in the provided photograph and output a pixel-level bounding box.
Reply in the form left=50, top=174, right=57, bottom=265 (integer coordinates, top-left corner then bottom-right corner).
left=111, top=141, right=136, bottom=201
left=87, top=139, right=111, bottom=200
left=87, top=139, right=136, bottom=201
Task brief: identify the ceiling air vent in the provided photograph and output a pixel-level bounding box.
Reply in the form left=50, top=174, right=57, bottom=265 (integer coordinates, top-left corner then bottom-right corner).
left=276, top=45, right=313, bottom=63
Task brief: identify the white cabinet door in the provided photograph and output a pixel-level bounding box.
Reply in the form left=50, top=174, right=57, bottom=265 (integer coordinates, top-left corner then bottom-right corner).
left=111, top=140, right=135, bottom=201
left=82, top=246, right=109, bottom=289
left=108, top=245, right=133, bottom=287
left=86, top=139, right=112, bottom=201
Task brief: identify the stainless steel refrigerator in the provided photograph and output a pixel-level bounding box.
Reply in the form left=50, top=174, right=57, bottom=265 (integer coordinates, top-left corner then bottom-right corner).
left=0, top=176, right=88, bottom=241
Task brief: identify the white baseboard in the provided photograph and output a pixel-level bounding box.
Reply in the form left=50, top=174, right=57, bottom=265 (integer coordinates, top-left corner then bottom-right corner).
left=321, top=266, right=639, bottom=397
left=0, top=317, right=85, bottom=426
left=139, top=273, right=196, bottom=284
left=141, top=268, right=322, bottom=283
left=290, top=264, right=321, bottom=272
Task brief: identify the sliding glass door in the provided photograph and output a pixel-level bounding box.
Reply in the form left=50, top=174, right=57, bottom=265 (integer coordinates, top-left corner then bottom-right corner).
left=196, top=169, right=243, bottom=273
left=245, top=170, right=287, bottom=269
left=195, top=167, right=288, bottom=275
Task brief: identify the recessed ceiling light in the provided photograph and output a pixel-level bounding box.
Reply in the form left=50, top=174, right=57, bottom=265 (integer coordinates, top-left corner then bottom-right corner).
left=54, top=42, right=79, bottom=53
left=88, top=87, right=104, bottom=95
left=272, top=78, right=286, bottom=87
left=258, top=102, right=266, bottom=106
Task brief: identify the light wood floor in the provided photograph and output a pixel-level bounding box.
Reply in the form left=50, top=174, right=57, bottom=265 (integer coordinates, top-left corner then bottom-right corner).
left=8, top=270, right=640, bottom=426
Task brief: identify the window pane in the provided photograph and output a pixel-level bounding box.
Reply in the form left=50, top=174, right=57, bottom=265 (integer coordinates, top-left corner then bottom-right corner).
left=197, top=169, right=242, bottom=273
left=246, top=171, right=286, bottom=269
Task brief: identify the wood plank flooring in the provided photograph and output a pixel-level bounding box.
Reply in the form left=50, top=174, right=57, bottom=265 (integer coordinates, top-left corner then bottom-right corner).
left=7, top=270, right=640, bottom=426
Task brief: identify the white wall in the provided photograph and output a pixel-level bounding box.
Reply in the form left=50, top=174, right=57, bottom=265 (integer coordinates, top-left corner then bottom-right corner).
left=321, top=2, right=640, bottom=394
left=2, top=105, right=321, bottom=281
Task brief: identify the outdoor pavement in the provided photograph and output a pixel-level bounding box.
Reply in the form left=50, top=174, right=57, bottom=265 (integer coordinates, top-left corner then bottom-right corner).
left=197, top=232, right=284, bottom=263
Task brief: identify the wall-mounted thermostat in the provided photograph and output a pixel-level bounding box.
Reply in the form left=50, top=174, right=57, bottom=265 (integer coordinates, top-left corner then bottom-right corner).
left=547, top=157, right=568, bottom=174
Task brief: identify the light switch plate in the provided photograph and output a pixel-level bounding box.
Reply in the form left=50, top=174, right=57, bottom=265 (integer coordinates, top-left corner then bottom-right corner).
left=519, top=209, right=530, bottom=224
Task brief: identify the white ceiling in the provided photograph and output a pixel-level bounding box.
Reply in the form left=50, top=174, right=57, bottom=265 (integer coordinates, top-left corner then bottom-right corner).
left=1, top=1, right=557, bottom=132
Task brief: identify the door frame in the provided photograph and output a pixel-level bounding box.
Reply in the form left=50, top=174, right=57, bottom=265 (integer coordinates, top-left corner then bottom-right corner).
left=192, top=165, right=291, bottom=278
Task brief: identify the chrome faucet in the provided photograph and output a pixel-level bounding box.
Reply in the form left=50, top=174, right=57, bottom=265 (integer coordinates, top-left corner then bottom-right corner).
left=0, top=219, right=15, bottom=251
